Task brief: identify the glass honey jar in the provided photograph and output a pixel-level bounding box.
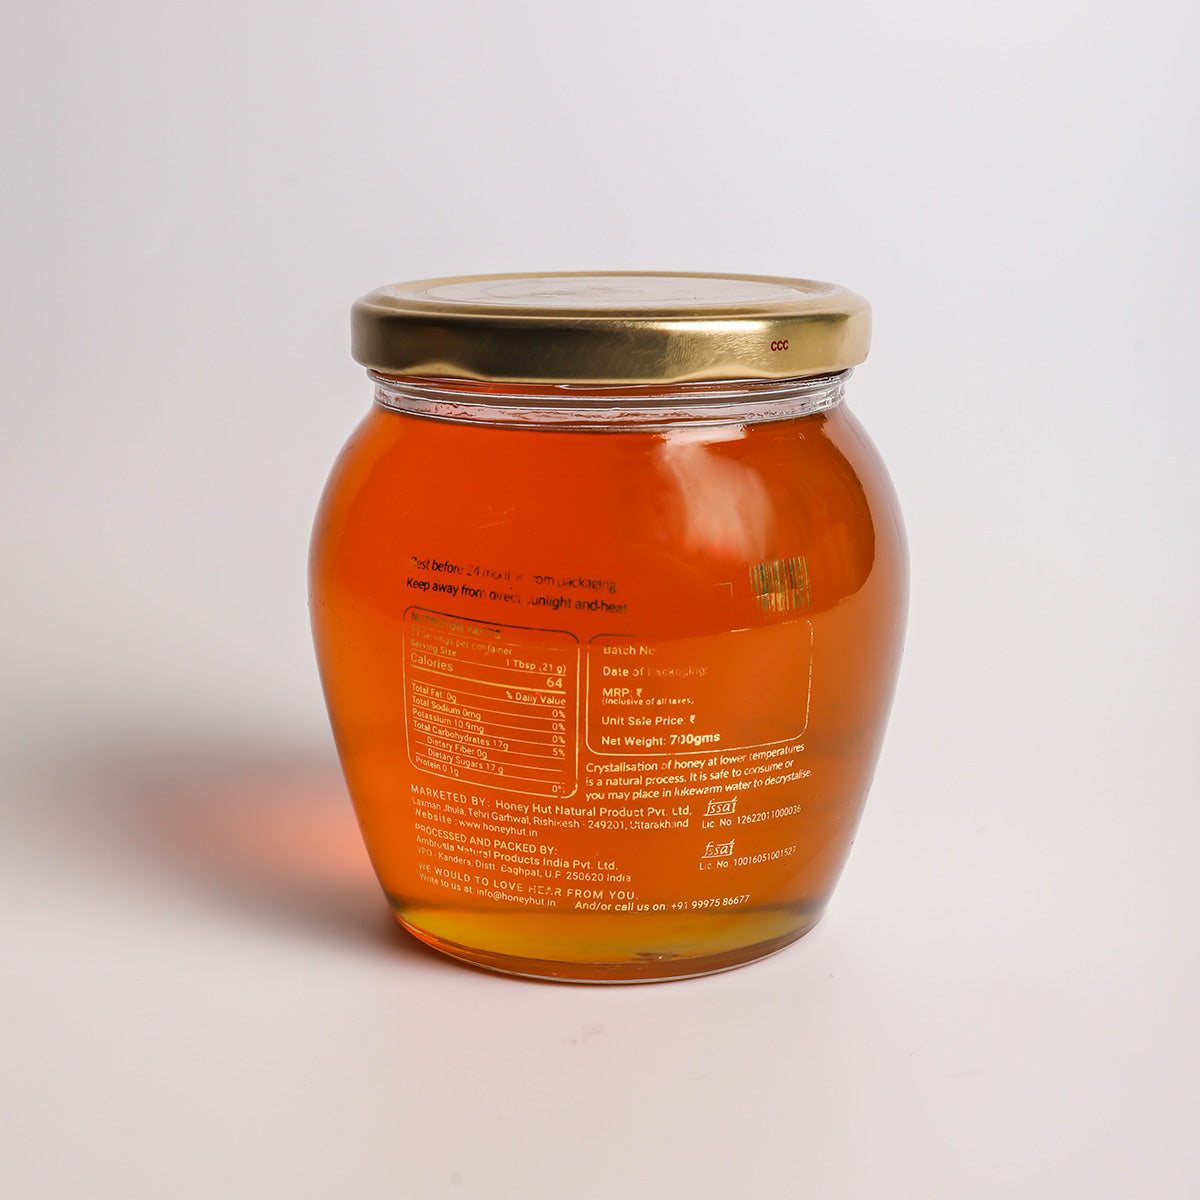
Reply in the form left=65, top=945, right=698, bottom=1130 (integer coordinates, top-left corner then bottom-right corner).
left=310, top=272, right=907, bottom=982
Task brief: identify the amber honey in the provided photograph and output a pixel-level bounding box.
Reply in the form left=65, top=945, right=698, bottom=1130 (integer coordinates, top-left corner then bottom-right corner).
left=311, top=273, right=906, bottom=981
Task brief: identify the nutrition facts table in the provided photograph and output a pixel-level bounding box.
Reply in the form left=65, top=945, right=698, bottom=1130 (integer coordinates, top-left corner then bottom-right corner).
left=403, top=609, right=579, bottom=797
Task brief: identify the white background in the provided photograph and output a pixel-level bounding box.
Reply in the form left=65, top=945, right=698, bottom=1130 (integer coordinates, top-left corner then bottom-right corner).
left=2, top=1, right=1198, bottom=1196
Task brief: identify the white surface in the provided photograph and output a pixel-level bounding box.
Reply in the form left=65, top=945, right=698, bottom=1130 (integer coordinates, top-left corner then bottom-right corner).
left=2, top=2, right=1198, bottom=1197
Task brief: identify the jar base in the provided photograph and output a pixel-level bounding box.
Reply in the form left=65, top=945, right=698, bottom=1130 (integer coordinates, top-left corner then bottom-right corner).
left=391, top=902, right=825, bottom=984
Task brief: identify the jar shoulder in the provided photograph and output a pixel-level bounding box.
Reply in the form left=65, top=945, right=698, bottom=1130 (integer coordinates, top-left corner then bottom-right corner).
left=311, top=403, right=905, bottom=576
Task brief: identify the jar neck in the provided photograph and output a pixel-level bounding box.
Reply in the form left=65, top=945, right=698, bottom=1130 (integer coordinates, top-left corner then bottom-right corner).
left=370, top=371, right=848, bottom=430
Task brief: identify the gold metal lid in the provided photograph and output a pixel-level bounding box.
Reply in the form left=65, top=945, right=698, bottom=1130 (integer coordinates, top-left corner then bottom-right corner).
left=351, top=271, right=870, bottom=385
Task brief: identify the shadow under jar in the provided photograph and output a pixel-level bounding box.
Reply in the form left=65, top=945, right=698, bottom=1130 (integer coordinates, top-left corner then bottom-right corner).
left=310, top=272, right=907, bottom=982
